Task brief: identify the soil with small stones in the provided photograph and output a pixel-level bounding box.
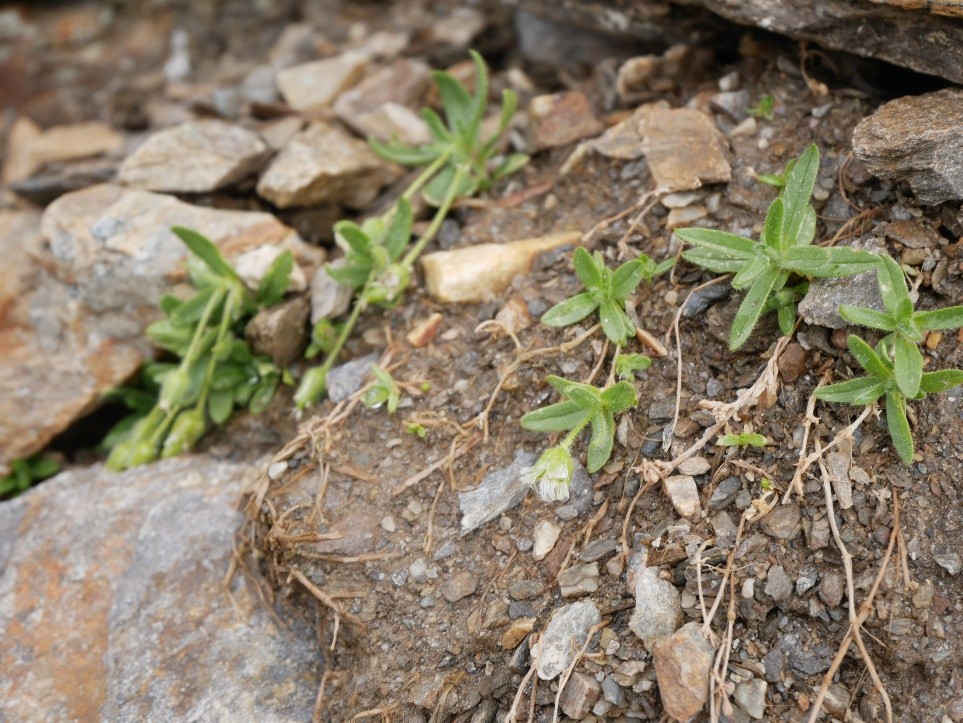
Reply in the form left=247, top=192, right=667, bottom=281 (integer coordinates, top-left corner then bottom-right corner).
left=6, top=1, right=963, bottom=721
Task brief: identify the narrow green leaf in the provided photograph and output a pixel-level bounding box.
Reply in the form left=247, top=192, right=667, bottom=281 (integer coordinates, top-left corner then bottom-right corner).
left=420, top=107, right=453, bottom=143
left=466, top=49, right=489, bottom=139
left=432, top=69, right=474, bottom=133
left=368, top=137, right=441, bottom=166
left=208, top=388, right=234, bottom=424
left=160, top=294, right=182, bottom=316
left=599, top=300, right=629, bottom=344
left=838, top=304, right=896, bottom=331
left=814, top=376, right=886, bottom=405
left=586, top=411, right=615, bottom=473
left=763, top=196, right=784, bottom=250
left=729, top=267, right=783, bottom=351
left=256, top=250, right=293, bottom=307
left=600, top=381, right=637, bottom=414
left=383, top=198, right=414, bottom=261
left=492, top=152, right=529, bottom=180
left=520, top=401, right=593, bottom=432
left=333, top=221, right=371, bottom=256
left=546, top=376, right=602, bottom=409
left=777, top=301, right=796, bottom=335
left=611, top=258, right=648, bottom=299
left=885, top=391, right=915, bottom=463
left=326, top=260, right=372, bottom=290
left=674, top=228, right=756, bottom=258
left=169, top=286, right=220, bottom=326
left=876, top=254, right=910, bottom=317
left=919, top=369, right=963, bottom=394
left=29, top=458, right=60, bottom=480
left=572, top=247, right=603, bottom=290
left=541, top=292, right=598, bottom=327
left=249, top=374, right=279, bottom=414
left=171, top=226, right=241, bottom=283
left=796, top=205, right=817, bottom=247
left=892, top=334, right=923, bottom=398
left=731, top=253, right=771, bottom=290
left=615, top=352, right=652, bottom=380
left=781, top=144, right=819, bottom=244
left=847, top=334, right=891, bottom=380
left=423, top=164, right=476, bottom=205
left=915, top=305, right=963, bottom=331
left=682, top=247, right=747, bottom=274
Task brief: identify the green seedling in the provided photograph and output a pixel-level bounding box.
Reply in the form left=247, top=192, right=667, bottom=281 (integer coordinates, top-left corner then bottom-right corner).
left=105, top=227, right=291, bottom=471
left=716, top=432, right=768, bottom=448
left=814, top=334, right=963, bottom=463
left=541, top=247, right=674, bottom=345
left=305, top=319, right=342, bottom=360
left=615, top=352, right=652, bottom=381
left=676, top=144, right=879, bottom=350
left=369, top=49, right=528, bottom=207
left=363, top=365, right=401, bottom=414
left=0, top=455, right=60, bottom=497
left=406, top=422, right=427, bottom=439
left=295, top=50, right=527, bottom=408
left=749, top=94, right=775, bottom=122
left=521, top=375, right=638, bottom=503
left=839, top=253, right=963, bottom=398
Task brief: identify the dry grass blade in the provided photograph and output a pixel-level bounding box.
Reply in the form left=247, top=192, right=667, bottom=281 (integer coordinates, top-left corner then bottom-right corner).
left=290, top=568, right=366, bottom=630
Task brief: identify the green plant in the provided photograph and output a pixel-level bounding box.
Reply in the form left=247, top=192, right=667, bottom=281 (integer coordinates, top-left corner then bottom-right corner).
left=363, top=365, right=400, bottom=413
left=406, top=422, right=427, bottom=438
left=105, top=228, right=292, bottom=471
left=295, top=50, right=527, bottom=408
left=839, top=253, right=963, bottom=398
left=0, top=455, right=60, bottom=497
left=615, top=352, right=652, bottom=380
left=541, top=248, right=674, bottom=345
left=520, top=375, right=637, bottom=500
left=748, top=94, right=775, bottom=122
left=675, top=144, right=879, bottom=350
left=814, top=334, right=963, bottom=463
left=716, top=432, right=767, bottom=448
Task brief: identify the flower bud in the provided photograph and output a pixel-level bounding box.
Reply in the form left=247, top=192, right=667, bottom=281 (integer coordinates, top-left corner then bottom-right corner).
left=522, top=446, right=574, bottom=503
left=161, top=409, right=207, bottom=458
left=159, top=368, right=191, bottom=410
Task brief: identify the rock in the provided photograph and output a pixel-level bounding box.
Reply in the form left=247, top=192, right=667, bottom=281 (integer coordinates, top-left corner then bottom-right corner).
left=0, top=457, right=321, bottom=721
left=508, top=580, right=544, bottom=600
left=258, top=116, right=305, bottom=151
left=664, top=475, right=702, bottom=519
left=310, top=261, right=353, bottom=323
left=883, top=220, right=943, bottom=249
left=256, top=121, right=399, bottom=209
left=638, top=107, right=731, bottom=192
left=343, top=103, right=432, bottom=146
left=535, top=600, right=601, bottom=680
left=796, top=565, right=819, bottom=595
left=502, top=618, right=536, bottom=649
left=41, top=184, right=317, bottom=320
left=681, top=282, right=729, bottom=318
left=652, top=622, right=715, bottom=722
left=233, top=244, right=308, bottom=293
left=529, top=91, right=603, bottom=150
left=326, top=352, right=380, bottom=403
left=734, top=678, right=768, bottom=720
left=799, top=242, right=885, bottom=328
left=458, top=450, right=537, bottom=534
left=441, top=571, right=478, bottom=603
left=760, top=503, right=801, bottom=540
left=334, top=58, right=432, bottom=143
left=244, top=296, right=310, bottom=368
left=764, top=564, right=793, bottom=602
left=819, top=572, right=845, bottom=607
left=8, top=160, right=116, bottom=205
left=935, top=551, right=962, bottom=576
left=677, top=456, right=711, bottom=476
left=275, top=50, right=369, bottom=112
left=118, top=120, right=269, bottom=193
left=428, top=7, right=486, bottom=48
left=666, top=205, right=708, bottom=229
left=592, top=101, right=669, bottom=161
left=558, top=562, right=600, bottom=598
left=629, top=566, right=683, bottom=649
left=711, top=90, right=750, bottom=121
left=853, top=89, right=963, bottom=204
left=826, top=451, right=853, bottom=510
left=532, top=519, right=561, bottom=560
left=421, top=231, right=580, bottom=304
left=777, top=342, right=809, bottom=383
left=2, top=117, right=124, bottom=184
left=407, top=313, right=443, bottom=347
left=494, top=296, right=533, bottom=335
left=616, top=45, right=713, bottom=103
left=560, top=672, right=601, bottom=719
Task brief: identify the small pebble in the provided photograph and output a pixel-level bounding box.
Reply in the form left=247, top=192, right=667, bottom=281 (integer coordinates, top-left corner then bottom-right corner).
left=532, top=519, right=561, bottom=560
left=267, top=461, right=288, bottom=480
left=380, top=515, right=397, bottom=533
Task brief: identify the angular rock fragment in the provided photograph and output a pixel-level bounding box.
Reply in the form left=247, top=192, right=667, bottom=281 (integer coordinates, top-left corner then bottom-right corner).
left=458, top=451, right=536, bottom=534
left=256, top=121, right=399, bottom=209
left=2, top=118, right=124, bottom=184
left=334, top=58, right=431, bottom=130
left=853, top=88, right=963, bottom=204
left=421, top=231, right=580, bottom=303
left=275, top=50, right=369, bottom=112
left=118, top=119, right=269, bottom=193
left=529, top=91, right=602, bottom=150
left=653, top=622, right=715, bottom=722
left=0, top=457, right=322, bottom=721
left=629, top=566, right=683, bottom=649
left=638, top=107, right=731, bottom=192
left=535, top=600, right=601, bottom=680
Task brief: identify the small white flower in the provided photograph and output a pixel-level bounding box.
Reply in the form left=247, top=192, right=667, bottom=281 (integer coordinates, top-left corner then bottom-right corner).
left=522, top=446, right=574, bottom=503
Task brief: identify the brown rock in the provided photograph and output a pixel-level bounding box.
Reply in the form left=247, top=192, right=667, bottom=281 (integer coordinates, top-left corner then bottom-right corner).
left=592, top=101, right=669, bottom=161
left=334, top=57, right=431, bottom=122
left=256, top=121, right=399, bottom=209
left=275, top=50, right=369, bottom=112
left=529, top=91, right=603, bottom=150
left=653, top=622, right=715, bottom=722
left=853, top=89, right=963, bottom=204
left=638, top=107, right=731, bottom=192
left=560, top=672, right=602, bottom=718
left=760, top=503, right=801, bottom=540
left=421, top=231, right=580, bottom=304
left=0, top=457, right=322, bottom=721
left=501, top=618, right=536, bottom=649
left=245, top=296, right=310, bottom=367
left=777, top=342, right=809, bottom=383
left=407, top=313, right=443, bottom=347
left=2, top=118, right=124, bottom=184
left=118, top=119, right=269, bottom=193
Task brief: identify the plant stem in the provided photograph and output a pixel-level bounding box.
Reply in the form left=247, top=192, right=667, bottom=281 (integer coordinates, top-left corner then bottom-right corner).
left=562, top=418, right=591, bottom=449
left=196, top=291, right=238, bottom=411
left=402, top=166, right=466, bottom=268
left=402, top=151, right=451, bottom=202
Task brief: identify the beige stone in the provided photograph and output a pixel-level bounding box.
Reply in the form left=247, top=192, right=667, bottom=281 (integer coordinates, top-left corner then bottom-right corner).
left=2, top=118, right=123, bottom=184
left=275, top=50, right=369, bottom=112
left=421, top=231, right=580, bottom=304
left=638, top=107, right=731, bottom=192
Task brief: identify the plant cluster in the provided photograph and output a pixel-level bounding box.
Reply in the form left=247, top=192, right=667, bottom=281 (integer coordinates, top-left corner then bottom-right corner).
left=676, top=143, right=963, bottom=464
left=295, top=50, right=527, bottom=408
left=1, top=455, right=60, bottom=497
left=104, top=228, right=293, bottom=470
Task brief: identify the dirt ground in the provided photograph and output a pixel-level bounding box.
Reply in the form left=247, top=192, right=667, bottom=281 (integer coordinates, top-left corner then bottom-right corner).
left=5, top=1, right=963, bottom=721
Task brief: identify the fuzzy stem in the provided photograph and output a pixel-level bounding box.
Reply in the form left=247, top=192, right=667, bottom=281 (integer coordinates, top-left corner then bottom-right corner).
left=561, top=416, right=591, bottom=450
left=402, top=165, right=466, bottom=268
left=195, top=290, right=238, bottom=411
left=402, top=150, right=451, bottom=202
